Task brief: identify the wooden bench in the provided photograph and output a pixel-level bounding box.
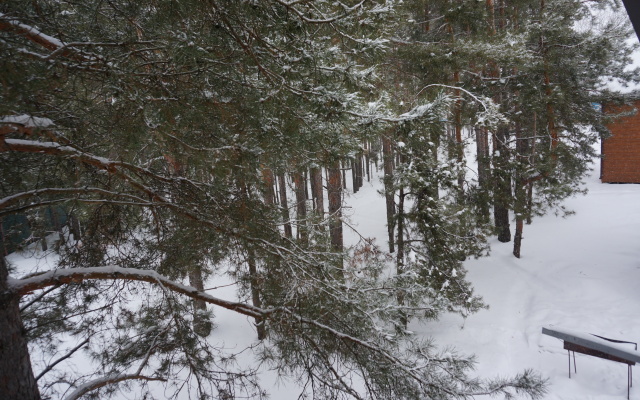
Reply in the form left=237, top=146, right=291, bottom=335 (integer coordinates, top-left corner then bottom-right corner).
left=543, top=327, right=640, bottom=399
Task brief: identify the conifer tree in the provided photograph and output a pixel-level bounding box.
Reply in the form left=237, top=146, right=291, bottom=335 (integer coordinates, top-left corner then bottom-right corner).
left=1, top=1, right=551, bottom=399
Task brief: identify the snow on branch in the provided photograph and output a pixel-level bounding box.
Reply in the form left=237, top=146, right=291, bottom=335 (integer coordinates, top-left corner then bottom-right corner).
left=10, top=265, right=266, bottom=319
left=8, top=265, right=545, bottom=399
left=0, top=114, right=54, bottom=129
left=63, top=373, right=166, bottom=400
left=0, top=12, right=64, bottom=51
left=0, top=114, right=55, bottom=137
left=9, top=265, right=452, bottom=395
left=0, top=139, right=186, bottom=210
left=270, top=0, right=367, bottom=24
left=0, top=13, right=103, bottom=65
left=416, top=84, right=492, bottom=112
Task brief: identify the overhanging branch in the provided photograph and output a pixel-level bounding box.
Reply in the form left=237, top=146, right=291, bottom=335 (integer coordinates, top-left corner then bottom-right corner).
left=10, top=266, right=267, bottom=319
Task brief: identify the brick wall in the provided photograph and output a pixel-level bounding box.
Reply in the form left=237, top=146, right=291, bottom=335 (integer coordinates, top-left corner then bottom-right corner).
left=602, top=101, right=640, bottom=183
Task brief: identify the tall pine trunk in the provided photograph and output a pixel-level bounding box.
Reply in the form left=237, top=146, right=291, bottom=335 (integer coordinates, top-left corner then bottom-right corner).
left=382, top=135, right=395, bottom=253
left=246, top=249, right=265, bottom=340
left=188, top=265, right=212, bottom=337
left=493, top=124, right=511, bottom=243
left=513, top=119, right=529, bottom=258
left=396, top=186, right=407, bottom=331
left=310, top=167, right=324, bottom=217
left=351, top=158, right=359, bottom=194
left=0, top=255, right=41, bottom=400
left=293, top=171, right=308, bottom=245
left=261, top=168, right=276, bottom=205
left=277, top=173, right=293, bottom=238
left=240, top=181, right=265, bottom=339
left=475, top=126, right=491, bottom=223
left=327, top=162, right=343, bottom=268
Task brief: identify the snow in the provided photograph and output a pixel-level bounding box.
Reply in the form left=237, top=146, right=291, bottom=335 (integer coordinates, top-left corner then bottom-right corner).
left=6, top=149, right=640, bottom=399
left=542, top=326, right=640, bottom=363
left=339, top=153, right=640, bottom=400
left=0, top=114, right=54, bottom=128
left=417, top=162, right=640, bottom=399
left=0, top=13, right=65, bottom=49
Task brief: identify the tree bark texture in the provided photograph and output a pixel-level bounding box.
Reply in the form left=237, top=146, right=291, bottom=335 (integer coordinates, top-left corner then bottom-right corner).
left=475, top=126, right=491, bottom=223
left=188, top=266, right=212, bottom=337
left=351, top=158, right=359, bottom=194
left=293, top=171, right=308, bottom=245
left=277, top=173, right=293, bottom=239
left=246, top=250, right=265, bottom=340
left=513, top=120, right=529, bottom=258
left=327, top=162, right=343, bottom=255
left=395, top=186, right=407, bottom=330
left=382, top=135, right=395, bottom=253
left=364, top=142, right=371, bottom=182
left=453, top=72, right=464, bottom=197
left=493, top=124, right=511, bottom=243
left=355, top=151, right=363, bottom=190
left=261, top=168, right=276, bottom=206
left=310, top=167, right=324, bottom=217
left=0, top=255, right=42, bottom=400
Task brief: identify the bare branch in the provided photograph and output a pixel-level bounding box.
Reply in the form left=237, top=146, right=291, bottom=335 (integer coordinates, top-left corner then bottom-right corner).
left=36, top=337, right=91, bottom=382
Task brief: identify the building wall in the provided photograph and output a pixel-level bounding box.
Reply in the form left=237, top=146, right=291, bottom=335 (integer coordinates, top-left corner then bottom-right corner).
left=602, top=101, right=640, bottom=183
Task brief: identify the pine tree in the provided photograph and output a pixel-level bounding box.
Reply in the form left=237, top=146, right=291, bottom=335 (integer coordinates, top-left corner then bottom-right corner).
left=0, top=1, right=555, bottom=398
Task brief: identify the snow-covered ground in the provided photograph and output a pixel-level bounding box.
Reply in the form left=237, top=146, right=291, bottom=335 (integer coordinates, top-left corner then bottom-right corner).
left=344, top=155, right=640, bottom=400
left=7, top=151, right=640, bottom=400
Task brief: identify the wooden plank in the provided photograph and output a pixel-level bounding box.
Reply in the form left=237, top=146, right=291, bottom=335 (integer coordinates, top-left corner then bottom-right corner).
left=564, top=342, right=635, bottom=365
left=542, top=327, right=640, bottom=364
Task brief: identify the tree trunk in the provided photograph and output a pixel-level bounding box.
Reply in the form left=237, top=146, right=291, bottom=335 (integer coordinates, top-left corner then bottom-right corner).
left=382, top=135, right=396, bottom=253
left=293, top=171, right=308, bottom=245
left=513, top=119, right=529, bottom=258
left=261, top=168, right=276, bottom=206
left=277, top=173, right=293, bottom=238
left=0, top=255, right=42, bottom=400
left=493, top=124, right=511, bottom=243
left=513, top=218, right=523, bottom=258
left=69, top=213, right=81, bottom=242
left=188, top=266, right=212, bottom=337
left=396, top=186, right=407, bottom=330
left=246, top=249, right=265, bottom=340
left=351, top=158, right=358, bottom=193
left=364, top=142, right=371, bottom=182
left=327, top=162, right=343, bottom=257
left=475, top=126, right=491, bottom=223
left=1, top=218, right=7, bottom=256
left=453, top=72, right=464, bottom=198
left=356, top=151, right=364, bottom=190
left=310, top=167, right=324, bottom=217
left=238, top=181, right=265, bottom=339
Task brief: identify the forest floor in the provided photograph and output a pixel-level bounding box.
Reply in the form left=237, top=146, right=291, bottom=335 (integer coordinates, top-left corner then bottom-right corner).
left=342, top=155, right=640, bottom=400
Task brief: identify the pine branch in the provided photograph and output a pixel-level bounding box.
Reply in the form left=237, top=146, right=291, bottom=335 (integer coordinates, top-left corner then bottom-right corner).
left=63, top=373, right=166, bottom=400
left=35, top=337, right=91, bottom=382
left=10, top=266, right=266, bottom=318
